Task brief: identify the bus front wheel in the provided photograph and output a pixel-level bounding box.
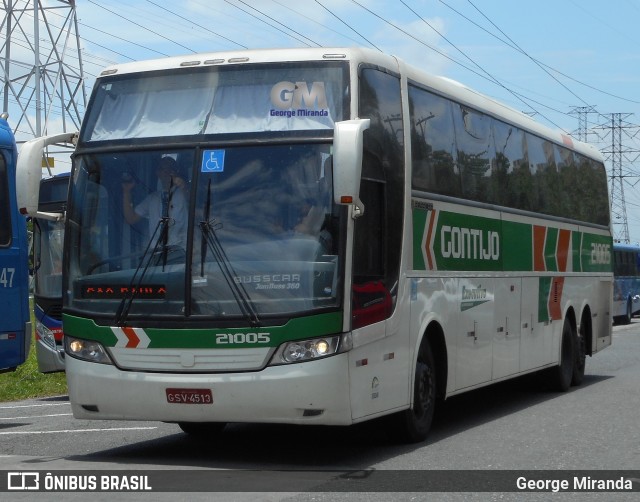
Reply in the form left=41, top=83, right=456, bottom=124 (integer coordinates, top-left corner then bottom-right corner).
left=395, top=340, right=436, bottom=443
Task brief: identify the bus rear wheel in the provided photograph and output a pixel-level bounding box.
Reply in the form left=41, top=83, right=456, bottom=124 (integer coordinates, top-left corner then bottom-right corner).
left=394, top=340, right=436, bottom=443
left=550, top=320, right=575, bottom=392
left=571, top=322, right=586, bottom=386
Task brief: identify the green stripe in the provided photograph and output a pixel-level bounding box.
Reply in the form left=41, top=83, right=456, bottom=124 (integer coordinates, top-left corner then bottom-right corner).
left=544, top=227, right=558, bottom=272
left=502, top=220, right=532, bottom=271
left=538, top=277, right=551, bottom=322
left=63, top=311, right=343, bottom=349
left=412, top=208, right=427, bottom=271
left=412, top=203, right=613, bottom=273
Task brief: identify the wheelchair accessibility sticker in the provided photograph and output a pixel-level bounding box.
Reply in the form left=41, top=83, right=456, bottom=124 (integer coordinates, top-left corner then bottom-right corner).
left=202, top=150, right=225, bottom=173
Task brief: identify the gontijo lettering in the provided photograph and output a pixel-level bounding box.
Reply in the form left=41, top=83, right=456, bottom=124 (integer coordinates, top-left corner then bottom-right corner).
left=441, top=225, right=500, bottom=261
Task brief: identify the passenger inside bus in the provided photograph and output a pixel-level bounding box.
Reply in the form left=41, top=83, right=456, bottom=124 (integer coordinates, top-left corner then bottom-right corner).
left=121, top=156, right=188, bottom=263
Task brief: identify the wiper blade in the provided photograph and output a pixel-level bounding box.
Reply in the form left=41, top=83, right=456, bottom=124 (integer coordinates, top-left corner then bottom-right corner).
left=200, top=179, right=260, bottom=327
left=115, top=215, right=170, bottom=326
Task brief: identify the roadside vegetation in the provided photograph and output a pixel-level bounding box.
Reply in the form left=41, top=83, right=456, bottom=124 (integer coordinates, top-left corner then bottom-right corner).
left=0, top=299, right=67, bottom=402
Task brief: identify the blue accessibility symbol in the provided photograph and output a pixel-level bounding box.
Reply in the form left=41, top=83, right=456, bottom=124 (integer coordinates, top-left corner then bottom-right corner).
left=202, top=149, right=225, bottom=173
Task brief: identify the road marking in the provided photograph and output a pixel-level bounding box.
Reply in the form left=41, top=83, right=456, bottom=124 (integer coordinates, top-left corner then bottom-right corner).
left=0, top=403, right=69, bottom=410
left=0, top=427, right=157, bottom=435
left=0, top=413, right=73, bottom=420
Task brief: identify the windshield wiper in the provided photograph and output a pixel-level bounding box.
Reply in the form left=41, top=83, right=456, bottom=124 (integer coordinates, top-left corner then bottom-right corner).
left=200, top=179, right=260, bottom=327
left=115, top=214, right=171, bottom=326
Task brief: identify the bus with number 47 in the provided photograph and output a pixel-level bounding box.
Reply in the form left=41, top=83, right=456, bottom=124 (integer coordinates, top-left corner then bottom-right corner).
left=17, top=48, right=612, bottom=441
left=0, top=112, right=31, bottom=373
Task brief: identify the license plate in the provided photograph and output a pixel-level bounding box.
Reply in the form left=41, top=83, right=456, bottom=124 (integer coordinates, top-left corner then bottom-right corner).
left=166, top=388, right=213, bottom=404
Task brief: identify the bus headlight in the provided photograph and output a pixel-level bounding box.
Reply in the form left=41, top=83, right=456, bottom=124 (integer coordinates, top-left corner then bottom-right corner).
left=64, top=335, right=113, bottom=365
left=269, top=335, right=347, bottom=365
left=35, top=320, right=56, bottom=350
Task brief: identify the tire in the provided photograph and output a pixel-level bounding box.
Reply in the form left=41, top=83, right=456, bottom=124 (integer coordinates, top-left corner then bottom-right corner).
left=550, top=320, right=575, bottom=392
left=394, top=340, right=437, bottom=443
left=178, top=422, right=227, bottom=436
left=571, top=322, right=586, bottom=386
left=623, top=299, right=633, bottom=325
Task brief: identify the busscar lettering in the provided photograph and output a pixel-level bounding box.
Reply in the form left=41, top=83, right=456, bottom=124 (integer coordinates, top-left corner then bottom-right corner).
left=440, top=225, right=500, bottom=261
left=234, top=274, right=301, bottom=284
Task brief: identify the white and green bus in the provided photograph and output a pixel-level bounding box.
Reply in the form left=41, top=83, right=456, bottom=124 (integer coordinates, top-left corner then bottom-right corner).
left=17, top=48, right=612, bottom=442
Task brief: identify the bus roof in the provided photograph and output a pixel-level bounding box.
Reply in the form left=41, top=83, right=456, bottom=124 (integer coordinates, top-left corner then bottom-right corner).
left=96, top=46, right=602, bottom=162
left=0, top=116, right=15, bottom=147
left=613, top=242, right=640, bottom=251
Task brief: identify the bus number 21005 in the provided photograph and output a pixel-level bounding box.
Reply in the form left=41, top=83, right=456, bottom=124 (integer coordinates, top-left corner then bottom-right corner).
left=215, top=332, right=271, bottom=345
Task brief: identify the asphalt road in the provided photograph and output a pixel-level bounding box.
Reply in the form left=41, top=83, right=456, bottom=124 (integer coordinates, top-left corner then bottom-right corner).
left=1, top=320, right=639, bottom=501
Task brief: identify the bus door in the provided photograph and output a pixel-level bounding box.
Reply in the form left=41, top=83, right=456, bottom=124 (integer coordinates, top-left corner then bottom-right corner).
left=492, top=278, right=521, bottom=379
left=520, top=277, right=551, bottom=370
left=455, top=278, right=494, bottom=389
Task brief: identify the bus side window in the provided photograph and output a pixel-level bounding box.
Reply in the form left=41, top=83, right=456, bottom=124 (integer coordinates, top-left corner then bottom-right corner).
left=0, top=155, right=10, bottom=247
left=352, top=178, right=391, bottom=328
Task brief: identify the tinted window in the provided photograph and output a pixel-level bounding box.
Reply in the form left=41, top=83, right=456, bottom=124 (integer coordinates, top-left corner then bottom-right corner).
left=492, top=121, right=533, bottom=210
left=357, top=67, right=404, bottom=310
left=409, top=85, right=460, bottom=197
left=453, top=104, right=495, bottom=203
left=0, top=155, right=10, bottom=247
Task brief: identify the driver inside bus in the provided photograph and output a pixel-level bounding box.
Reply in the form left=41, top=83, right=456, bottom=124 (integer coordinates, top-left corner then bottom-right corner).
left=121, top=156, right=188, bottom=257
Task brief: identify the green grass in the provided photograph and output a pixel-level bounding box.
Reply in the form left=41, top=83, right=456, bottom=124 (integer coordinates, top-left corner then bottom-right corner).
left=0, top=299, right=68, bottom=402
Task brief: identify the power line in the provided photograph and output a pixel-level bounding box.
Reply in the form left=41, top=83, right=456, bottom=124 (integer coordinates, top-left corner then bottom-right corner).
left=437, top=0, right=640, bottom=107
left=354, top=0, right=564, bottom=130
left=313, top=0, right=382, bottom=51
left=465, top=0, right=594, bottom=112
left=271, top=0, right=366, bottom=47
left=85, top=0, right=196, bottom=55
left=221, top=0, right=314, bottom=47
left=143, top=0, right=248, bottom=49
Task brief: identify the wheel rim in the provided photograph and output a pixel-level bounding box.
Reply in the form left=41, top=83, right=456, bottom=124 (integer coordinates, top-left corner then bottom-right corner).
left=414, top=361, right=434, bottom=419
left=561, top=326, right=573, bottom=380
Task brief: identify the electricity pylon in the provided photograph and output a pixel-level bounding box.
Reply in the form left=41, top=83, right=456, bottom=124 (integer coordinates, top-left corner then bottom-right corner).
left=597, top=113, right=640, bottom=244
left=1, top=0, right=85, bottom=173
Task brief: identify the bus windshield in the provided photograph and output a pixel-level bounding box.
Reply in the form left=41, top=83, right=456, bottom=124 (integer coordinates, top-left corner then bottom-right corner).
left=66, top=143, right=342, bottom=323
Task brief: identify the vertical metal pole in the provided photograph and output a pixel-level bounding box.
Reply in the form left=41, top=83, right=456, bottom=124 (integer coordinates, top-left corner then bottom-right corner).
left=34, top=0, right=42, bottom=136
left=3, top=0, right=12, bottom=113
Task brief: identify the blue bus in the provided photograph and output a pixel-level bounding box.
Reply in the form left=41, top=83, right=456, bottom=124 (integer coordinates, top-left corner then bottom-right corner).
left=612, top=243, right=640, bottom=324
left=0, top=113, right=31, bottom=372
left=33, top=173, right=69, bottom=373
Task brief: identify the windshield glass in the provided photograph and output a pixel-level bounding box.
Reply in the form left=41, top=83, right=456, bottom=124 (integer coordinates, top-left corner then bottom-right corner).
left=34, top=219, right=64, bottom=298
left=66, top=144, right=342, bottom=323
left=82, top=62, right=347, bottom=141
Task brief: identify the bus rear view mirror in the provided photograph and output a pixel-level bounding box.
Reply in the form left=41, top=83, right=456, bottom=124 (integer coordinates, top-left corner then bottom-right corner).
left=16, top=132, right=77, bottom=220
left=332, top=119, right=370, bottom=217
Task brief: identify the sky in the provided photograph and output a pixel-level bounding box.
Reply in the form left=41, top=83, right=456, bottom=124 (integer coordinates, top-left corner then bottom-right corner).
left=5, top=0, right=640, bottom=242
